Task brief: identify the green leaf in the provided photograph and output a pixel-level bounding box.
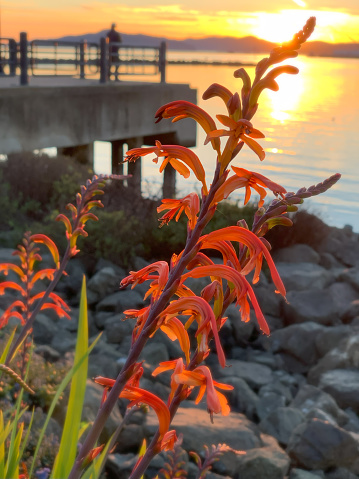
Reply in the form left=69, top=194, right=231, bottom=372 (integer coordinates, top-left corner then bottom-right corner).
left=5, top=421, right=23, bottom=479
left=29, top=300, right=102, bottom=478
left=51, top=276, right=89, bottom=478
left=0, top=328, right=17, bottom=364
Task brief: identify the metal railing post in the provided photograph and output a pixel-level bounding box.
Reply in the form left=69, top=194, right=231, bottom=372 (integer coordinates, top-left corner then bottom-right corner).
left=9, top=39, right=17, bottom=76
left=80, top=40, right=86, bottom=79
left=20, top=32, right=28, bottom=85
left=100, top=37, right=108, bottom=84
left=159, top=41, right=166, bottom=83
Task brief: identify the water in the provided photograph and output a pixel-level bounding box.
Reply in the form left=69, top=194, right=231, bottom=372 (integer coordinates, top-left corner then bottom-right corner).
left=94, top=52, right=359, bottom=232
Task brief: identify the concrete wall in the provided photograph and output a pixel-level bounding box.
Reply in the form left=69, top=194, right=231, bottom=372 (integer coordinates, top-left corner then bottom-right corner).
left=0, top=81, right=197, bottom=154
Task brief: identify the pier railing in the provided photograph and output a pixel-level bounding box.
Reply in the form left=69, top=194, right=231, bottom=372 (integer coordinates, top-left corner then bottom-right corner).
left=0, top=32, right=167, bottom=85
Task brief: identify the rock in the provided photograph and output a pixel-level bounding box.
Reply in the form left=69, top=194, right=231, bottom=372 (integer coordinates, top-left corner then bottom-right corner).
left=87, top=266, right=120, bottom=303
left=33, top=313, right=61, bottom=344
left=287, top=419, right=359, bottom=470
left=273, top=244, right=320, bottom=264
left=283, top=290, right=338, bottom=326
left=342, top=300, right=359, bottom=323
left=213, top=360, right=273, bottom=390
left=139, top=341, right=169, bottom=365
left=318, top=369, right=359, bottom=412
left=256, top=392, right=286, bottom=422
left=104, top=314, right=134, bottom=344
left=55, top=258, right=87, bottom=298
left=145, top=404, right=262, bottom=453
left=116, top=423, right=144, bottom=453
left=289, top=468, right=324, bottom=479
left=105, top=453, right=137, bottom=479
left=315, top=325, right=352, bottom=357
left=290, top=384, right=349, bottom=427
left=34, top=344, right=61, bottom=362
left=226, top=304, right=255, bottom=343
left=253, top=285, right=282, bottom=317
left=96, top=289, right=144, bottom=312
left=324, top=467, right=359, bottom=479
left=224, top=376, right=259, bottom=421
left=50, top=329, right=77, bottom=353
left=308, top=333, right=359, bottom=385
left=234, top=433, right=290, bottom=479
left=339, top=268, right=359, bottom=292
left=259, top=407, right=305, bottom=445
left=268, top=322, right=326, bottom=366
left=319, top=252, right=342, bottom=270
left=275, top=263, right=333, bottom=291
left=246, top=349, right=281, bottom=369
left=318, top=230, right=359, bottom=268
left=328, top=283, right=359, bottom=318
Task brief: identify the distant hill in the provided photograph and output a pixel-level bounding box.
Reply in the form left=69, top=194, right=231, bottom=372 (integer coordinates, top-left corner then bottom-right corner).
left=54, top=31, right=359, bottom=58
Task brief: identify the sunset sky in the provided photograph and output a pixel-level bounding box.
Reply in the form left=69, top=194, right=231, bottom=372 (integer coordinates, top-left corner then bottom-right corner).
left=3, top=0, right=359, bottom=44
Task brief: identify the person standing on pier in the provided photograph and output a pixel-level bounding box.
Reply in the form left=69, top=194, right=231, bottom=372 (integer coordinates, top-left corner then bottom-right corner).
left=107, top=23, right=122, bottom=80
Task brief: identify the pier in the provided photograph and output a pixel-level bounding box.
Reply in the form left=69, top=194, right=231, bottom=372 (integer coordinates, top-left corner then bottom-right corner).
left=0, top=34, right=197, bottom=197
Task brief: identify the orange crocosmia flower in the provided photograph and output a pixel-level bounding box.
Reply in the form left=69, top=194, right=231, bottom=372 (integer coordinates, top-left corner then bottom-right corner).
left=181, top=264, right=270, bottom=335
left=174, top=365, right=233, bottom=417
left=157, top=192, right=200, bottom=230
left=125, top=140, right=208, bottom=195
left=153, top=358, right=187, bottom=404
left=121, top=261, right=169, bottom=300
left=213, top=167, right=286, bottom=208
left=159, top=296, right=226, bottom=368
left=200, top=226, right=286, bottom=297
left=160, top=430, right=178, bottom=451
left=159, top=317, right=191, bottom=365
left=155, top=101, right=220, bottom=155
left=123, top=306, right=150, bottom=342
left=94, top=378, right=171, bottom=439
left=205, top=115, right=265, bottom=169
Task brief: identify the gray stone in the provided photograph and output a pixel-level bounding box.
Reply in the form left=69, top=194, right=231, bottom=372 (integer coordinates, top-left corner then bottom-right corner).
left=268, top=322, right=326, bottom=366
left=87, top=266, right=120, bottom=303
left=283, top=290, right=339, bottom=326
left=224, top=376, right=259, bottom=421
left=33, top=313, right=61, bottom=344
left=329, top=283, right=359, bottom=318
left=104, top=314, right=134, bottom=344
left=275, top=262, right=333, bottom=291
left=235, top=433, right=290, bottom=479
left=273, top=244, right=320, bottom=264
left=253, top=285, right=282, bottom=317
left=259, top=407, right=305, bottom=445
left=116, top=423, right=144, bottom=453
left=290, top=468, right=324, bottom=479
left=246, top=349, right=281, bottom=369
left=145, top=405, right=262, bottom=453
left=290, top=385, right=349, bottom=427
left=213, top=359, right=273, bottom=390
left=319, top=252, right=342, bottom=270
left=287, top=419, right=359, bottom=470
left=318, top=369, right=359, bottom=412
left=226, top=304, right=255, bottom=343
left=325, top=467, right=359, bottom=479
left=256, top=392, right=286, bottom=421
left=34, top=344, right=61, bottom=362
left=315, top=325, right=352, bottom=357
left=339, top=268, right=359, bottom=292
left=50, top=328, right=77, bottom=353
left=106, top=453, right=137, bottom=479
left=308, top=333, right=359, bottom=385
left=96, top=289, right=144, bottom=312
left=139, top=341, right=169, bottom=365
left=342, top=300, right=359, bottom=323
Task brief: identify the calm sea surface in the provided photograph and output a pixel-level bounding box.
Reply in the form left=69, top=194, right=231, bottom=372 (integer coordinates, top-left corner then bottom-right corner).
left=94, top=52, right=359, bottom=232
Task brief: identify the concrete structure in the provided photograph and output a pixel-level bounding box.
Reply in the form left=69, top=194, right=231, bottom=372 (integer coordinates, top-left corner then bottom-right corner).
left=0, top=77, right=197, bottom=196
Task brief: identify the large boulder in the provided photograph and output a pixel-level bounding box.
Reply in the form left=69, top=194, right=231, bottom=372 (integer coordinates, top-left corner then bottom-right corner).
left=259, top=407, right=305, bottom=446
left=275, top=263, right=333, bottom=292
left=273, top=244, right=320, bottom=264
left=318, top=369, right=359, bottom=412
left=144, top=404, right=262, bottom=454
left=234, top=434, right=290, bottom=479
left=282, top=290, right=339, bottom=326
left=212, top=359, right=273, bottom=391
left=287, top=419, right=359, bottom=470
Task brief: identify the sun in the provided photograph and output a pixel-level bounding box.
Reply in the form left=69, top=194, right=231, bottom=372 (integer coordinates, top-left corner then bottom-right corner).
left=251, top=10, right=349, bottom=44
